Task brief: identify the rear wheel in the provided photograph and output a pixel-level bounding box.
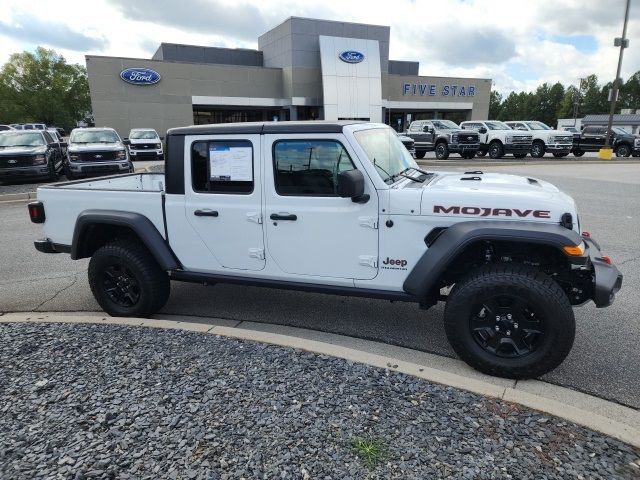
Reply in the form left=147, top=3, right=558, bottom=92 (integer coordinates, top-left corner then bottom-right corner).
left=444, top=264, right=575, bottom=379
left=435, top=142, right=450, bottom=160
left=414, top=150, right=426, bottom=159
left=88, top=239, right=170, bottom=317
left=488, top=142, right=504, bottom=159
left=531, top=141, right=546, bottom=158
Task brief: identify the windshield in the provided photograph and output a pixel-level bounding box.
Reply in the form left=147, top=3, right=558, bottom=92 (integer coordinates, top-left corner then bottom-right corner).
left=70, top=129, right=119, bottom=144
left=353, top=127, right=418, bottom=184
left=432, top=120, right=459, bottom=130
left=525, top=121, right=551, bottom=130
left=612, top=127, right=629, bottom=135
left=0, top=132, right=45, bottom=147
left=485, top=121, right=511, bottom=130
left=130, top=130, right=158, bottom=139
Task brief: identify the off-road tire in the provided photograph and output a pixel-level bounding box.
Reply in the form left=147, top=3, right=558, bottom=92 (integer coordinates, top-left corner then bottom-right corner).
left=444, top=264, right=575, bottom=379
left=531, top=141, right=546, bottom=158
left=476, top=149, right=487, bottom=157
left=88, top=239, right=170, bottom=318
left=435, top=141, right=450, bottom=160
left=414, top=150, right=426, bottom=159
left=488, top=141, right=504, bottom=159
left=615, top=144, right=631, bottom=157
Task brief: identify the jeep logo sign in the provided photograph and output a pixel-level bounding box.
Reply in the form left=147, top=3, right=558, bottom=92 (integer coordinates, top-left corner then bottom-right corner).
left=120, top=67, right=161, bottom=85
left=339, top=51, right=365, bottom=63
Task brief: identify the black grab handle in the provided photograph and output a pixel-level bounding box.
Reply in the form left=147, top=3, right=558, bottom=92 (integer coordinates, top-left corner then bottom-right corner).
left=194, top=210, right=219, bottom=217
left=270, top=213, right=297, bottom=221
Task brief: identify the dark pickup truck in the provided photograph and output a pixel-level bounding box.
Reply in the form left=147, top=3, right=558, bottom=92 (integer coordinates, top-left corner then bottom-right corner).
left=572, top=126, right=640, bottom=157
left=0, top=130, right=64, bottom=182
left=405, top=120, right=480, bottom=159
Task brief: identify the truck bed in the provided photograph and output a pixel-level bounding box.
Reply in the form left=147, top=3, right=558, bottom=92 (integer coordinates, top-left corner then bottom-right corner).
left=37, top=173, right=167, bottom=246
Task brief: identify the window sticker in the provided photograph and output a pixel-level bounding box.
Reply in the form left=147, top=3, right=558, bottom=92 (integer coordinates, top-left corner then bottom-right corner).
left=209, top=145, right=252, bottom=182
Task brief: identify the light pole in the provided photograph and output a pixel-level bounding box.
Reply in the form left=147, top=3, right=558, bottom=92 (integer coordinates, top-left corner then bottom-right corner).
left=601, top=0, right=631, bottom=159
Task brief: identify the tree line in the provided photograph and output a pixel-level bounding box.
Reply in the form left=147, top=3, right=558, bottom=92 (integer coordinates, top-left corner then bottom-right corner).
left=0, top=47, right=91, bottom=131
left=489, top=72, right=640, bottom=127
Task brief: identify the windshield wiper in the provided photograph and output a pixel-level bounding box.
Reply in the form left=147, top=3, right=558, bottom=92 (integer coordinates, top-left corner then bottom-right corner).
left=373, top=158, right=395, bottom=184
left=398, top=173, right=422, bottom=183
left=406, top=166, right=431, bottom=176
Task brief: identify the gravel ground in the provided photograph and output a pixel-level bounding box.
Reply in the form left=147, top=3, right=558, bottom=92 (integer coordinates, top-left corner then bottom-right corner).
left=1, top=323, right=638, bottom=480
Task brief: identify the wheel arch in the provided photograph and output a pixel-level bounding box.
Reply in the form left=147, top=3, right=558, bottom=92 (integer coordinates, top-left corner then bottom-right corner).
left=403, top=221, right=584, bottom=301
left=72, top=210, right=180, bottom=270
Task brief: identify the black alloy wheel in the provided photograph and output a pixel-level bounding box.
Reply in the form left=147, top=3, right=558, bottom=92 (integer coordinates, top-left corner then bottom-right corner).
left=435, top=142, right=450, bottom=160
left=616, top=144, right=631, bottom=157
left=531, top=141, right=546, bottom=158
left=102, top=261, right=141, bottom=307
left=470, top=295, right=544, bottom=358
left=488, top=142, right=504, bottom=159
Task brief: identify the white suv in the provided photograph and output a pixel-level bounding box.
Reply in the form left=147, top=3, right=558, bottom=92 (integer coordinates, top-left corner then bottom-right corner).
left=460, top=120, right=533, bottom=159
left=125, top=128, right=164, bottom=160
left=505, top=121, right=573, bottom=158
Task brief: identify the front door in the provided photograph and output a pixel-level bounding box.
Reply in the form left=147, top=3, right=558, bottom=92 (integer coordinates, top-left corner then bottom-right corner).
left=185, top=135, right=265, bottom=271
left=263, top=135, right=379, bottom=280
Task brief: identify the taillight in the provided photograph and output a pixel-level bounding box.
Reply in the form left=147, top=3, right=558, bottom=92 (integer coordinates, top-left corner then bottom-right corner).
left=28, top=201, right=45, bottom=223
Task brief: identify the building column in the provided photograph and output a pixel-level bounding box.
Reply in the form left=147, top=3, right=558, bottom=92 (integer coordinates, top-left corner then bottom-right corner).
left=289, top=106, right=298, bottom=121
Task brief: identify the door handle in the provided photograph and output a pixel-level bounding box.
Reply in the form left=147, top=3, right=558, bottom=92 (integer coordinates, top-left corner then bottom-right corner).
left=194, top=209, right=219, bottom=217
left=270, top=213, right=297, bottom=221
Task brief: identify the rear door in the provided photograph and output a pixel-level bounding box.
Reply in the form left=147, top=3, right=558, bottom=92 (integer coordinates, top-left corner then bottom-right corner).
left=263, top=134, right=379, bottom=280
left=581, top=126, right=603, bottom=151
left=184, top=135, right=265, bottom=271
left=408, top=121, right=429, bottom=151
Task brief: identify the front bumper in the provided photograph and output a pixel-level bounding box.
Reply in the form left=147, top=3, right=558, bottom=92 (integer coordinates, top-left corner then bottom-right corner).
left=449, top=143, right=480, bottom=153
left=504, top=144, right=532, bottom=154
left=130, top=149, right=164, bottom=160
left=68, top=161, right=132, bottom=177
left=0, top=165, right=51, bottom=180
left=583, top=236, right=623, bottom=308
left=546, top=143, right=573, bottom=152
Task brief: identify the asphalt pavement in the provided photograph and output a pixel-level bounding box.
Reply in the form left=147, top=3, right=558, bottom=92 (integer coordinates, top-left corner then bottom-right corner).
left=1, top=163, right=638, bottom=409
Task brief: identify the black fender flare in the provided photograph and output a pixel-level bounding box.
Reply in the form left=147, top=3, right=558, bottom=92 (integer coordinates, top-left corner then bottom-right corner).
left=71, top=210, right=180, bottom=270
left=403, top=220, right=583, bottom=299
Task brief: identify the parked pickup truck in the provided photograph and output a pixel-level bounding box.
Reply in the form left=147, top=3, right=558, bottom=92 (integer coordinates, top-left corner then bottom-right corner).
left=125, top=128, right=164, bottom=160
left=405, top=120, right=480, bottom=159
left=571, top=126, right=640, bottom=157
left=29, top=121, right=622, bottom=379
left=460, top=121, right=533, bottom=159
left=0, top=130, right=64, bottom=182
left=65, top=127, right=133, bottom=179
left=504, top=121, right=574, bottom=158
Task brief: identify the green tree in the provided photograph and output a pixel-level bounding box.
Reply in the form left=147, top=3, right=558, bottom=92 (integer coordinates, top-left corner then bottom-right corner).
left=0, top=47, right=90, bottom=130
left=488, top=90, right=503, bottom=119
left=619, top=71, right=640, bottom=110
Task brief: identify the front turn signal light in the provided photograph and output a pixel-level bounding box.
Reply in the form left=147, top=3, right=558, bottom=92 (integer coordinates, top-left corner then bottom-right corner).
left=563, top=243, right=586, bottom=256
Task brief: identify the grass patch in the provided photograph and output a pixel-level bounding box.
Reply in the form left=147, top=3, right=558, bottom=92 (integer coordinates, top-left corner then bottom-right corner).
left=351, top=436, right=385, bottom=469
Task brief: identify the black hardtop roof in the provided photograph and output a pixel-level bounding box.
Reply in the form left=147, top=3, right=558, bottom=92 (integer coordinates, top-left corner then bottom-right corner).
left=167, top=120, right=372, bottom=137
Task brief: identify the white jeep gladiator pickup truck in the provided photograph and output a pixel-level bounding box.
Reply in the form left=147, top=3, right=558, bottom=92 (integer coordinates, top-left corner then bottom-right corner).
left=29, top=121, right=622, bottom=379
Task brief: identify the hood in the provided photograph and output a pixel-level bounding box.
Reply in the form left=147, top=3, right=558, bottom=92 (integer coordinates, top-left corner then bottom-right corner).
left=385, top=172, right=577, bottom=227
left=130, top=138, right=159, bottom=144
left=397, top=134, right=414, bottom=142
left=0, top=145, right=46, bottom=156
left=68, top=142, right=124, bottom=152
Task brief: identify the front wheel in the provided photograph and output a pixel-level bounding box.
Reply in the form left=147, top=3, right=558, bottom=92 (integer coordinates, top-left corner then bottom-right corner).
left=414, top=150, right=426, bottom=159
left=476, top=149, right=487, bottom=157
left=615, top=144, right=631, bottom=157
left=531, top=141, right=546, bottom=158
left=488, top=142, right=504, bottom=159
left=435, top=142, right=450, bottom=160
left=88, top=239, right=170, bottom=317
left=444, top=264, right=575, bottom=379
left=573, top=149, right=585, bottom=157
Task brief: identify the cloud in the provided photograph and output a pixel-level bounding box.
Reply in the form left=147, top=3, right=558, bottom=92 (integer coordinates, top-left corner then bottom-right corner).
left=107, top=0, right=277, bottom=42
left=0, top=13, right=107, bottom=51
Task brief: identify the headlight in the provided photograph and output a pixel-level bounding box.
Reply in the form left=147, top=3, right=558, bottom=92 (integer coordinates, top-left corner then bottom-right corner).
left=32, top=154, right=46, bottom=165
left=156, top=143, right=162, bottom=149
left=635, top=138, right=640, bottom=147
left=68, top=153, right=79, bottom=161
left=504, top=135, right=513, bottom=143
left=116, top=150, right=127, bottom=160
left=451, top=134, right=458, bottom=142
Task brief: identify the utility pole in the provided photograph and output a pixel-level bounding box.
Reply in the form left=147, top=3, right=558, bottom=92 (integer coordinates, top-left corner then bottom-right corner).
left=601, top=0, right=631, bottom=159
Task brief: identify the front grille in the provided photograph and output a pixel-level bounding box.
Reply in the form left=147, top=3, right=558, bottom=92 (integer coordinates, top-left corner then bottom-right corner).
left=553, top=135, right=573, bottom=143
left=458, top=134, right=479, bottom=144
left=81, top=164, right=121, bottom=173
left=131, top=143, right=159, bottom=150
left=78, top=151, right=118, bottom=161
left=512, top=135, right=533, bottom=145
left=0, top=155, right=35, bottom=168
left=401, top=140, right=414, bottom=148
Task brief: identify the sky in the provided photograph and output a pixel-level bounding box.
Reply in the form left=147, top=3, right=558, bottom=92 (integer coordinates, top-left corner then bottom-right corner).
left=0, top=0, right=638, bottom=95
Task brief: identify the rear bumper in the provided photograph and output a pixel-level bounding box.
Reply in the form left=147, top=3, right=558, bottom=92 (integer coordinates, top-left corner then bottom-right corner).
left=0, top=166, right=50, bottom=180
left=34, top=239, right=71, bottom=254
left=584, top=236, right=623, bottom=308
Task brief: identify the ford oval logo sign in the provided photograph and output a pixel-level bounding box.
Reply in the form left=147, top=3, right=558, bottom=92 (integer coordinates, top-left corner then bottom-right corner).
left=339, top=51, right=365, bottom=63
left=120, top=67, right=161, bottom=86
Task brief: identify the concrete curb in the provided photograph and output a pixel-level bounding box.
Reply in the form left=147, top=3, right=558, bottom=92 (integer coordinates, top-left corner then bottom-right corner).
left=0, top=191, right=37, bottom=203
left=1, top=311, right=638, bottom=449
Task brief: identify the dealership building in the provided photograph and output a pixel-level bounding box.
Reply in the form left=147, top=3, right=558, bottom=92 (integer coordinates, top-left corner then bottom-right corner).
left=86, top=17, right=491, bottom=137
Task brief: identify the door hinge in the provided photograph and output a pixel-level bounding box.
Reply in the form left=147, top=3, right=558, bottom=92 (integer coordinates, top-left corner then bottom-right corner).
left=359, top=216, right=378, bottom=229
left=248, top=248, right=265, bottom=260
left=246, top=212, right=263, bottom=224
left=358, top=255, right=378, bottom=268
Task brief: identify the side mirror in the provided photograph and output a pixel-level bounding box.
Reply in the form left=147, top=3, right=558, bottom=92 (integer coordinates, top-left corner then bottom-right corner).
left=337, top=169, right=368, bottom=203
left=479, top=127, right=487, bottom=134
left=422, top=125, right=431, bottom=133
